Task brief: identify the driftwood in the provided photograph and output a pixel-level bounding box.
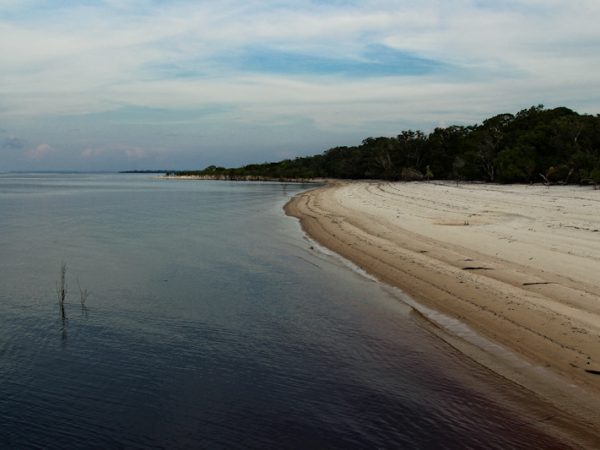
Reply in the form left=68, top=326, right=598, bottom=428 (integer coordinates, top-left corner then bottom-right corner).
left=539, top=173, right=550, bottom=186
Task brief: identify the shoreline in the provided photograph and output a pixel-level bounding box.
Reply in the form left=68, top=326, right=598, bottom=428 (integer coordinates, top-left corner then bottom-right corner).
left=285, top=180, right=600, bottom=447
left=162, top=174, right=324, bottom=183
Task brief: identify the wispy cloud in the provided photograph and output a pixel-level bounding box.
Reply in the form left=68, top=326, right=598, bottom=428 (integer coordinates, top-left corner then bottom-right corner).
left=81, top=144, right=147, bottom=160
left=25, top=143, right=53, bottom=160
left=1, top=136, right=25, bottom=150
left=1, top=0, right=600, bottom=169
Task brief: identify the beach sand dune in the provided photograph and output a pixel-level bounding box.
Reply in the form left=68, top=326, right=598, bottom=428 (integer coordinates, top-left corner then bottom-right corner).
left=286, top=181, right=600, bottom=444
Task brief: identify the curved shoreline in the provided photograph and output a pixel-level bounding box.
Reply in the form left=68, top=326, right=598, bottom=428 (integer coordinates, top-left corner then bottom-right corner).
left=285, top=180, right=600, bottom=447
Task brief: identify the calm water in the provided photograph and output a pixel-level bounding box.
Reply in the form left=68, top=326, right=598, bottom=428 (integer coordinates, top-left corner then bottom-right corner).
left=0, top=174, right=567, bottom=449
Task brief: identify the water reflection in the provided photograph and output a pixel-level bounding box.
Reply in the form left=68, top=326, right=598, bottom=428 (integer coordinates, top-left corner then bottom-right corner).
left=0, top=175, right=574, bottom=449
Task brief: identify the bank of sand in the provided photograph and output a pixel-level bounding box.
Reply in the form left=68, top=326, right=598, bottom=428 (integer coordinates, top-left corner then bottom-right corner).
left=285, top=181, right=600, bottom=445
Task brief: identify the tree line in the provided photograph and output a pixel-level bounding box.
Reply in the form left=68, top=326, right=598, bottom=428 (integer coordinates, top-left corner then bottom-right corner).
left=171, top=105, right=600, bottom=184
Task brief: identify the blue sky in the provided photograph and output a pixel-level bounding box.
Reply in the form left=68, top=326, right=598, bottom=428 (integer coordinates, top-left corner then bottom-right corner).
left=1, top=0, right=600, bottom=171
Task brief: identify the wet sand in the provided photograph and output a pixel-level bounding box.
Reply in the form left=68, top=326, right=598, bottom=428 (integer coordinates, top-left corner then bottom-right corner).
left=285, top=180, right=600, bottom=447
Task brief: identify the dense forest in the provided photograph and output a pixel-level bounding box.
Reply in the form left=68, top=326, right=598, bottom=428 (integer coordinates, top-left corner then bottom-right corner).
left=171, top=106, right=600, bottom=184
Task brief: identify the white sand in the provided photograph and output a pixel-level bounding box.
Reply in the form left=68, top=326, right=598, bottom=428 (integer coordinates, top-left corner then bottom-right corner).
left=286, top=181, right=600, bottom=442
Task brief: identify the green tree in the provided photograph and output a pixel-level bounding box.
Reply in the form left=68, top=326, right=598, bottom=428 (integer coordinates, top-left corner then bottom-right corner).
left=495, top=144, right=536, bottom=182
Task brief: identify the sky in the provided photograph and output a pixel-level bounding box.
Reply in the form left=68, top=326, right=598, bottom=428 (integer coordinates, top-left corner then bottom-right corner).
left=1, top=0, right=600, bottom=171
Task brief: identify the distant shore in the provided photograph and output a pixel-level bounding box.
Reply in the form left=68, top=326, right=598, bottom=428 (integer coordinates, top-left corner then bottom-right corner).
left=163, top=174, right=323, bottom=183
left=285, top=180, right=600, bottom=446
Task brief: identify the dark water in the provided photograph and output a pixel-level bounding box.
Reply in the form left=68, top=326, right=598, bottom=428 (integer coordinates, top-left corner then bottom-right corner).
left=0, top=174, right=567, bottom=449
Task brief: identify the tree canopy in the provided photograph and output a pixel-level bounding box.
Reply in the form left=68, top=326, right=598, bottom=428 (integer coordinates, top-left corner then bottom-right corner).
left=171, top=106, right=600, bottom=184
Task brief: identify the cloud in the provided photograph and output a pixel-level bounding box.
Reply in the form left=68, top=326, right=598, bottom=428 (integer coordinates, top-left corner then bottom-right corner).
left=1, top=1, right=600, bottom=170
left=0, top=2, right=598, bottom=112
left=25, top=143, right=53, bottom=159
left=81, top=144, right=147, bottom=160
left=1, top=136, right=25, bottom=150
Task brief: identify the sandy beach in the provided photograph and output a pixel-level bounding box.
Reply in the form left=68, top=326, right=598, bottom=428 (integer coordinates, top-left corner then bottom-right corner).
left=285, top=181, right=600, bottom=444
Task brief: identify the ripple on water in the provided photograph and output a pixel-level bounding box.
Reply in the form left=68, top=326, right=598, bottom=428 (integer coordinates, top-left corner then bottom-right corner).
left=0, top=175, right=576, bottom=449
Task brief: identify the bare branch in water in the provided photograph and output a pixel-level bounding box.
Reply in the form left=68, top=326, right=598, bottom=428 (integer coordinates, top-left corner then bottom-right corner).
left=77, top=277, right=90, bottom=306
left=56, top=261, right=67, bottom=304
left=56, top=262, right=67, bottom=324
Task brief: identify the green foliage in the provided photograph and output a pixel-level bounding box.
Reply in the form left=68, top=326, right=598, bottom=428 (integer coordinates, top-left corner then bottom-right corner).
left=425, top=165, right=433, bottom=180
left=495, top=145, right=536, bottom=182
left=174, top=106, right=600, bottom=184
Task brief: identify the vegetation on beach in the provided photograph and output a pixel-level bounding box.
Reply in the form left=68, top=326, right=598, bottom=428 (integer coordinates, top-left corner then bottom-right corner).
left=171, top=105, right=600, bottom=184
